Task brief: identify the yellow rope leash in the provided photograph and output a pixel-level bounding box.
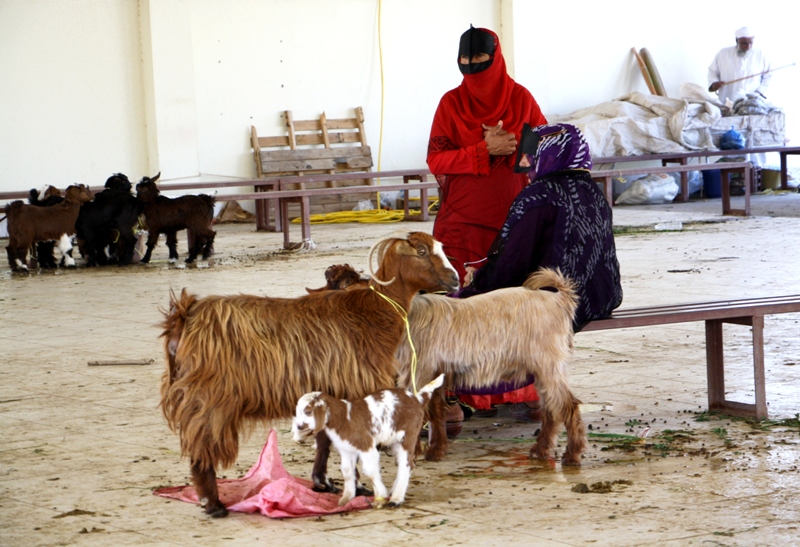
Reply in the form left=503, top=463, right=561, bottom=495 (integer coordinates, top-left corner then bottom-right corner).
left=370, top=285, right=418, bottom=396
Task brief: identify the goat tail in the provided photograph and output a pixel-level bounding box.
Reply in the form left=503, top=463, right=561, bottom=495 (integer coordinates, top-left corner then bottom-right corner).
left=523, top=267, right=579, bottom=314
left=199, top=194, right=216, bottom=210
left=4, top=200, right=23, bottom=218
left=415, top=373, right=445, bottom=407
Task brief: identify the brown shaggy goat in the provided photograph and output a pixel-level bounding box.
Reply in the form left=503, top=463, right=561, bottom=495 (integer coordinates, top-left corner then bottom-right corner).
left=395, top=268, right=587, bottom=465
left=5, top=184, right=93, bottom=272
left=159, top=232, right=459, bottom=518
left=135, top=172, right=216, bottom=264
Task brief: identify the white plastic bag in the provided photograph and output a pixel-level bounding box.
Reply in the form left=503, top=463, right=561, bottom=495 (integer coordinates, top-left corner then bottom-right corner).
left=352, top=199, right=374, bottom=211
left=667, top=170, right=703, bottom=196
left=615, top=173, right=679, bottom=205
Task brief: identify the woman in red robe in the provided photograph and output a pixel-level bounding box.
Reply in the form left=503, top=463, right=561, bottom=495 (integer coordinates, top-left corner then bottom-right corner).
left=427, top=27, right=547, bottom=415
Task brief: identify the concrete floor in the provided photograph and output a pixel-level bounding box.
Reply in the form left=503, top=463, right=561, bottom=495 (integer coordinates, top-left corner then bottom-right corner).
left=1, top=191, right=799, bottom=546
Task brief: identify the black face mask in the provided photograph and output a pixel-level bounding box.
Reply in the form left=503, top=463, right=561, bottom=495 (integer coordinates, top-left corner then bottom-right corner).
left=458, top=26, right=496, bottom=75
left=514, top=124, right=541, bottom=173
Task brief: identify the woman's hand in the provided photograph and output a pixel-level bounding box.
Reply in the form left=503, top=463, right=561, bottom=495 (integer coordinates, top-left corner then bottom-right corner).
left=482, top=121, right=517, bottom=156
left=464, top=266, right=477, bottom=285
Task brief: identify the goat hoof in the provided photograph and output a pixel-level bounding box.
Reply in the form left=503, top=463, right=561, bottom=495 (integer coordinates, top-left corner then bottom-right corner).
left=355, top=485, right=374, bottom=497
left=371, top=497, right=387, bottom=509
left=424, top=447, right=446, bottom=462
left=312, top=482, right=341, bottom=494
left=529, top=444, right=552, bottom=461
left=387, top=500, right=403, bottom=508
left=204, top=503, right=228, bottom=518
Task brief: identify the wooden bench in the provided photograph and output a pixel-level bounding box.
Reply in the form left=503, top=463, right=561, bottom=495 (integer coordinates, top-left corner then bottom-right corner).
left=591, top=161, right=752, bottom=216
left=595, top=145, right=800, bottom=202
left=250, top=107, right=376, bottom=232
left=217, top=170, right=436, bottom=249
left=582, top=295, right=800, bottom=419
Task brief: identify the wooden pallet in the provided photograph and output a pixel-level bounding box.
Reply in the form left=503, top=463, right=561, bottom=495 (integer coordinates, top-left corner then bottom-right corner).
left=250, top=107, right=376, bottom=230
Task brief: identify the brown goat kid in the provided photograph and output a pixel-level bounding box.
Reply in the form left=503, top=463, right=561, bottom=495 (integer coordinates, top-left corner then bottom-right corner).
left=159, top=232, right=459, bottom=518
left=305, top=263, right=370, bottom=294
left=292, top=374, right=445, bottom=509
left=135, top=172, right=216, bottom=264
left=395, top=268, right=587, bottom=465
left=5, top=184, right=93, bottom=272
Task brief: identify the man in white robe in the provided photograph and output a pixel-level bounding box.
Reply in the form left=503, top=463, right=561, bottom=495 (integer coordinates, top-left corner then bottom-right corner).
left=708, top=27, right=771, bottom=106
left=708, top=26, right=773, bottom=167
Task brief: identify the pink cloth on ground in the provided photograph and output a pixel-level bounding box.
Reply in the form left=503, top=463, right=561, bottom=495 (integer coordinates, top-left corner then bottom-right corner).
left=153, top=428, right=373, bottom=518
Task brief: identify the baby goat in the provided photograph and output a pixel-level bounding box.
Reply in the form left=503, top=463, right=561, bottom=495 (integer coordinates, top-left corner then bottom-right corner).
left=292, top=374, right=444, bottom=509
left=305, top=263, right=370, bottom=294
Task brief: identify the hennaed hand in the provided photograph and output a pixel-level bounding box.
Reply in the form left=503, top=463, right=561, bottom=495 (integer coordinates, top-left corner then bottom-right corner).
left=464, top=266, right=477, bottom=285
left=482, top=121, right=517, bottom=156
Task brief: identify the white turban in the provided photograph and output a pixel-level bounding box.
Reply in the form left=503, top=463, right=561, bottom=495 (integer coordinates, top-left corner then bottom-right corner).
left=735, top=26, right=753, bottom=38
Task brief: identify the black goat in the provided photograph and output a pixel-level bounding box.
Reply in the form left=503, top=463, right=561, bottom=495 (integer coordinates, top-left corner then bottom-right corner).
left=75, top=173, right=143, bottom=267
left=135, top=172, right=216, bottom=264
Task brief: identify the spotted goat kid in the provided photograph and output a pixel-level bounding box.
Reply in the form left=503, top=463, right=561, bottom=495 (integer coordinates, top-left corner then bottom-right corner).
left=292, top=374, right=445, bottom=509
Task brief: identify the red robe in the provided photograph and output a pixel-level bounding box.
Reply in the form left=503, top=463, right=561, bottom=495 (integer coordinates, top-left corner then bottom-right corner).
left=427, top=28, right=546, bottom=409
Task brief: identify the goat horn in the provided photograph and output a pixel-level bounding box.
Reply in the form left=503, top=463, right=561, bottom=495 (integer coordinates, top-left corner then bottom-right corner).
left=368, top=238, right=396, bottom=286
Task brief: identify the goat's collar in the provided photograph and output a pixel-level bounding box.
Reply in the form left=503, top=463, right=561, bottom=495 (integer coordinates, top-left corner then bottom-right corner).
left=370, top=286, right=419, bottom=395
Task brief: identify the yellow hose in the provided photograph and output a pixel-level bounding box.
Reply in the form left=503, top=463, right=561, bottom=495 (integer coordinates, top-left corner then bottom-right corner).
left=291, top=198, right=439, bottom=225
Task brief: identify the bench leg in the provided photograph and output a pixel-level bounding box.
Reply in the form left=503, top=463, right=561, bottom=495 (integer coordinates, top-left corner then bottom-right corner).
left=705, top=319, right=726, bottom=412
left=705, top=316, right=768, bottom=419
left=780, top=152, right=788, bottom=190
left=601, top=176, right=613, bottom=205
left=300, top=196, right=311, bottom=242
left=255, top=199, right=267, bottom=231
left=254, top=188, right=280, bottom=232
left=721, top=167, right=750, bottom=217
left=282, top=197, right=312, bottom=250
left=257, top=198, right=281, bottom=232
left=281, top=199, right=291, bottom=249
left=273, top=198, right=282, bottom=232
left=751, top=315, right=768, bottom=419
left=721, top=170, right=732, bottom=215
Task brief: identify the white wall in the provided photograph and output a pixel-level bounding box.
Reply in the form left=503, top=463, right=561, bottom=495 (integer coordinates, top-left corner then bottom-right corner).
left=0, top=0, right=147, bottom=188
left=1, top=0, right=797, bottom=196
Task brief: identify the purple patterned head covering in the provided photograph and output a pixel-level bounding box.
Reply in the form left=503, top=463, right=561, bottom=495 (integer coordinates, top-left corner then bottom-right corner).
left=524, top=123, right=592, bottom=182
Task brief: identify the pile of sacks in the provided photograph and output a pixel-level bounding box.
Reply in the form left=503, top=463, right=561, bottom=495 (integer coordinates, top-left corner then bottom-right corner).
left=732, top=93, right=781, bottom=116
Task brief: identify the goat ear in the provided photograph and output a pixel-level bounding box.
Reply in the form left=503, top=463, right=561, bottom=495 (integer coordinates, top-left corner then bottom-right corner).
left=312, top=402, right=327, bottom=434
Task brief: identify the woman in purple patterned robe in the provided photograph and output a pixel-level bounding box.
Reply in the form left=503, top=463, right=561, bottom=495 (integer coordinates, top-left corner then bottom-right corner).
left=458, top=122, right=623, bottom=331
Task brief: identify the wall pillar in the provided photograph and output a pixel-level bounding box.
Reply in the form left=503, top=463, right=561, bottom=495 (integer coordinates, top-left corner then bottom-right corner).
left=139, top=0, right=200, bottom=179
